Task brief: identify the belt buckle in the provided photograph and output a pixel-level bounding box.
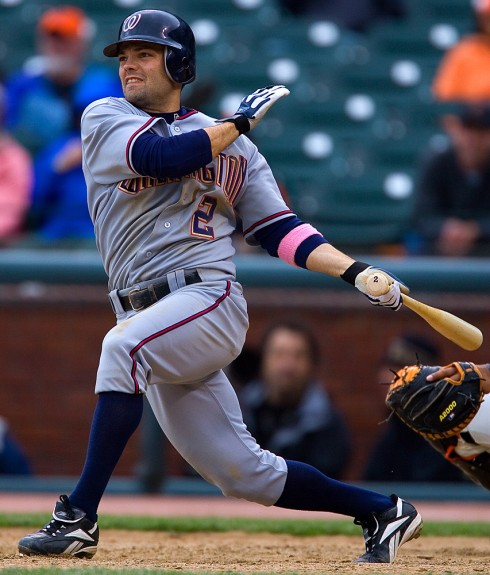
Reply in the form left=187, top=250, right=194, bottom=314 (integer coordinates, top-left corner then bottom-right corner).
left=127, top=288, right=145, bottom=311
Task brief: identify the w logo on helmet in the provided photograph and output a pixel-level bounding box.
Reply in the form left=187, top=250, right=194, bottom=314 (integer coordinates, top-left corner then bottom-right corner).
left=104, top=9, right=196, bottom=84
left=122, top=13, right=141, bottom=32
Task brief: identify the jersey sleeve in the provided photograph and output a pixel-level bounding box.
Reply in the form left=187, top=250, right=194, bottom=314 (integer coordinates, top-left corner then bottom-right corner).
left=235, top=143, right=294, bottom=245
left=81, top=97, right=164, bottom=184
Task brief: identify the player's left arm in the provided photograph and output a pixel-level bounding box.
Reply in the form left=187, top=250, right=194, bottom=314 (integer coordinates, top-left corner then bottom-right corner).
left=254, top=218, right=406, bottom=310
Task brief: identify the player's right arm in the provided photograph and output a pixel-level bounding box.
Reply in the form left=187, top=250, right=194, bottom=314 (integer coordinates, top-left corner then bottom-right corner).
left=82, top=86, right=288, bottom=185
left=203, top=85, right=292, bottom=157
left=203, top=122, right=248, bottom=158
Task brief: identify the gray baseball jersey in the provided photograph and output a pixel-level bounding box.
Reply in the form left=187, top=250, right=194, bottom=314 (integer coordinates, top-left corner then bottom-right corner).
left=81, top=97, right=292, bottom=291
left=80, top=96, right=290, bottom=504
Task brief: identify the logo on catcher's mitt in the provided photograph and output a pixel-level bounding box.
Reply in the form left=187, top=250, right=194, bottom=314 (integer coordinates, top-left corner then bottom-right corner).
left=439, top=401, right=457, bottom=422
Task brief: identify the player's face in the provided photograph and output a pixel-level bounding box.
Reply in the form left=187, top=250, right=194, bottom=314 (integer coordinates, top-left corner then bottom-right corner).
left=118, top=42, right=180, bottom=113
left=38, top=32, right=87, bottom=85
left=261, top=329, right=314, bottom=407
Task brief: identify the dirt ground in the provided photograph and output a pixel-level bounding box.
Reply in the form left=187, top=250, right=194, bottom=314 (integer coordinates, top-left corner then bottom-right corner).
left=1, top=529, right=490, bottom=574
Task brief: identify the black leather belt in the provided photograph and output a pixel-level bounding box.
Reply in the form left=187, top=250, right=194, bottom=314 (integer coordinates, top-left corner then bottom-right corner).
left=118, top=269, right=201, bottom=312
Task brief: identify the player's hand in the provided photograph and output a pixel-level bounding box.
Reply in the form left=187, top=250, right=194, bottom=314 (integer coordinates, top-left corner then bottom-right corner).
left=53, top=138, right=82, bottom=173
left=217, top=85, right=290, bottom=134
left=427, top=363, right=490, bottom=392
left=436, top=218, right=479, bottom=257
left=426, top=364, right=459, bottom=382
left=341, top=262, right=409, bottom=311
left=356, top=266, right=409, bottom=311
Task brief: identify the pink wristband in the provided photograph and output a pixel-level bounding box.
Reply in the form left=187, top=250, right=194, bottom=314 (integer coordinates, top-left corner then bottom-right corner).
left=277, top=224, right=321, bottom=266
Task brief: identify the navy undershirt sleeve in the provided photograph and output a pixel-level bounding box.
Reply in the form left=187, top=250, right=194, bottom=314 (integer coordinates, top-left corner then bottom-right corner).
left=254, top=216, right=328, bottom=267
left=131, top=129, right=212, bottom=179
left=254, top=216, right=301, bottom=257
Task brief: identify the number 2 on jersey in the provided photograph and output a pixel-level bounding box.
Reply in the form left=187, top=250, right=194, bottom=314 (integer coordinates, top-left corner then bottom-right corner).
left=191, top=195, right=217, bottom=239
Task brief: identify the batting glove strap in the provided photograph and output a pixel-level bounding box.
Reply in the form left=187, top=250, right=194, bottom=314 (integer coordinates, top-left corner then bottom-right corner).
left=340, top=261, right=370, bottom=285
left=222, top=115, right=250, bottom=135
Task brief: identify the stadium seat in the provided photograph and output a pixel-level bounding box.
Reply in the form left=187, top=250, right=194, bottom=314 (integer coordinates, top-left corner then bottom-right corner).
left=285, top=168, right=414, bottom=248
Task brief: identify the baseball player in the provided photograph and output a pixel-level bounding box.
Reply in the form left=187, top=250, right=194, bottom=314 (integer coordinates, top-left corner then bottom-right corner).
left=18, top=10, right=422, bottom=564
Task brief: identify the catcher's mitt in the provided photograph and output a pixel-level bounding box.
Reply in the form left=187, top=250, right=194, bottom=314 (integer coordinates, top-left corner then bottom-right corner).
left=386, top=361, right=485, bottom=440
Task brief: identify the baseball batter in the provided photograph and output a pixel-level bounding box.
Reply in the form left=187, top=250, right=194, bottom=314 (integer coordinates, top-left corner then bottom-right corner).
left=18, top=10, right=422, bottom=564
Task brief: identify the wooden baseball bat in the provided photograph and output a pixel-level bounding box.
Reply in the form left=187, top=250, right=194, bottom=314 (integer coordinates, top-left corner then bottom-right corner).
left=366, top=272, right=483, bottom=351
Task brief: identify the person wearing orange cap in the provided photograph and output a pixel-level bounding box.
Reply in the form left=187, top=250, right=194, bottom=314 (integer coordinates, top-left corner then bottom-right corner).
left=432, top=0, right=490, bottom=101
left=5, top=5, right=122, bottom=154
left=4, top=5, right=122, bottom=244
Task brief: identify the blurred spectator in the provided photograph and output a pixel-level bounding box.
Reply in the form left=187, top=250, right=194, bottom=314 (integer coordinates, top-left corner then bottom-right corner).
left=0, top=81, right=32, bottom=245
left=237, top=321, right=351, bottom=479
left=277, top=0, right=407, bottom=34
left=432, top=0, right=490, bottom=101
left=5, top=6, right=123, bottom=246
left=363, top=333, right=467, bottom=482
left=5, top=5, right=122, bottom=154
left=406, top=102, right=490, bottom=257
left=25, top=102, right=95, bottom=246
left=0, top=417, right=32, bottom=475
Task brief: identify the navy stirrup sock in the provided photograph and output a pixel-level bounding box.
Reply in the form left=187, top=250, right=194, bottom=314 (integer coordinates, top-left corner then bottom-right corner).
left=69, top=391, right=144, bottom=522
left=274, top=460, right=392, bottom=518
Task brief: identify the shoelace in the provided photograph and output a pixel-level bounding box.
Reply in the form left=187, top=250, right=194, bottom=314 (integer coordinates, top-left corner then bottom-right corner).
left=58, top=494, right=75, bottom=519
left=41, top=495, right=76, bottom=537
left=42, top=520, right=68, bottom=537
left=354, top=516, right=378, bottom=552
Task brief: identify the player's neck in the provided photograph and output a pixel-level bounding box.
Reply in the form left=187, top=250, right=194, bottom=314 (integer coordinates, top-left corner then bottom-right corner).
left=152, top=107, right=188, bottom=123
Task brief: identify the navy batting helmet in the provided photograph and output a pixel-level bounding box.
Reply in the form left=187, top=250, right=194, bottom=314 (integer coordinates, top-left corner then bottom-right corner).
left=103, top=10, right=196, bottom=85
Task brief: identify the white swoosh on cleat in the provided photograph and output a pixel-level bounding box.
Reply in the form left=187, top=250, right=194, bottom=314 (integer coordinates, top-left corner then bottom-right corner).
left=65, top=529, right=95, bottom=542
left=379, top=516, right=410, bottom=544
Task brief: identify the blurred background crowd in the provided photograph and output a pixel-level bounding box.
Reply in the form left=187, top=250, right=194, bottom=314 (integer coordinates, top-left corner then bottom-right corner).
left=0, top=0, right=489, bottom=491
left=2, top=0, right=490, bottom=256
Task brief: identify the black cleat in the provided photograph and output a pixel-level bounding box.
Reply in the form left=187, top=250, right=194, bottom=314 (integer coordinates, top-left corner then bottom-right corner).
left=18, top=495, right=98, bottom=558
left=354, top=494, right=423, bottom=563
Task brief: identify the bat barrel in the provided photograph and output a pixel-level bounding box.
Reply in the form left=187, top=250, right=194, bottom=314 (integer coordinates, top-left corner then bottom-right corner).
left=401, top=294, right=483, bottom=351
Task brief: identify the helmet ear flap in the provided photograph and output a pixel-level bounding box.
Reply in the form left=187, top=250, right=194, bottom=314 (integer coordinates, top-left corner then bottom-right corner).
left=165, top=46, right=195, bottom=84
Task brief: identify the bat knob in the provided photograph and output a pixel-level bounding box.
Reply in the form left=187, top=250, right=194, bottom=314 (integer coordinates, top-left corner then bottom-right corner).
left=366, top=272, right=390, bottom=296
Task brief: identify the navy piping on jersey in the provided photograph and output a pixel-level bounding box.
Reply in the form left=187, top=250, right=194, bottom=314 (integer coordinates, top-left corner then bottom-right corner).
left=176, top=109, right=199, bottom=120
left=243, top=210, right=293, bottom=236
left=129, top=281, right=232, bottom=394
left=151, top=108, right=199, bottom=123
